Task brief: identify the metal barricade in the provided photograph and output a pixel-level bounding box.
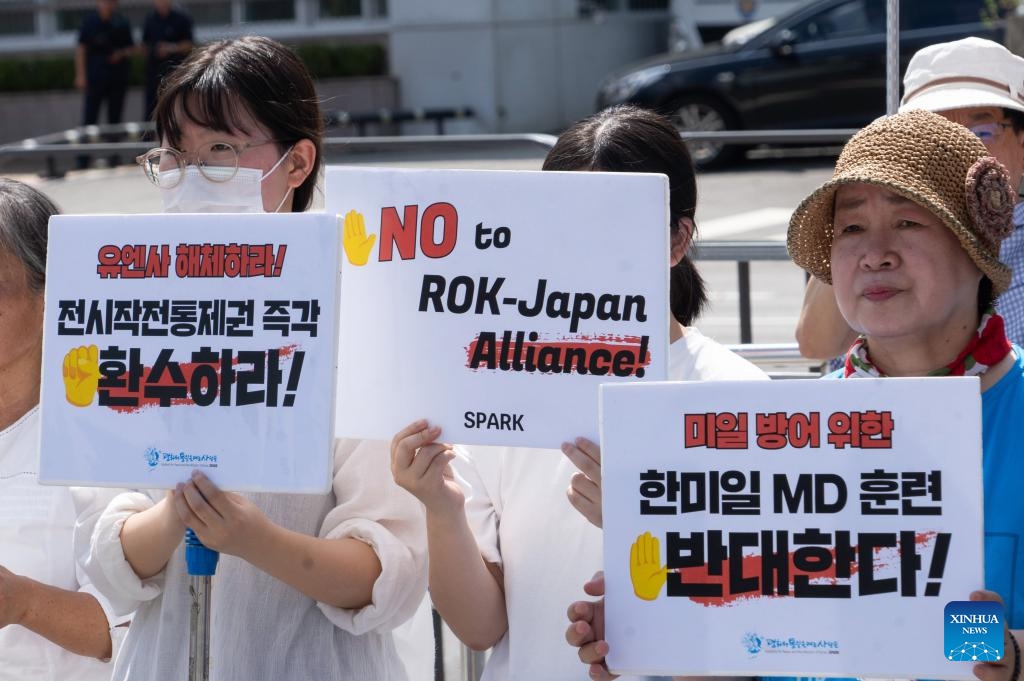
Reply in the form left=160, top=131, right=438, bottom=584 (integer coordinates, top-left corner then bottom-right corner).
left=0, top=127, right=561, bottom=177
left=0, top=125, right=856, bottom=173
left=693, top=240, right=791, bottom=345
left=325, top=107, right=475, bottom=135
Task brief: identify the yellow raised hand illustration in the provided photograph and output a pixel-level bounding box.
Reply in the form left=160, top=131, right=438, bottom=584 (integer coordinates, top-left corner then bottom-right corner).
left=63, top=345, right=100, bottom=407
left=342, top=209, right=377, bottom=266
left=630, top=531, right=668, bottom=601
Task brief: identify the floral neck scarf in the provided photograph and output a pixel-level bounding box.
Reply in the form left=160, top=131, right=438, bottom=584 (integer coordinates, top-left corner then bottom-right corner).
left=843, top=308, right=1012, bottom=378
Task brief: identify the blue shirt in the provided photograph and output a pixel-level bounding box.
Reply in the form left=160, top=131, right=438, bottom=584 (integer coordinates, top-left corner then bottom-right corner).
left=979, top=346, right=1024, bottom=628
left=767, top=351, right=1024, bottom=681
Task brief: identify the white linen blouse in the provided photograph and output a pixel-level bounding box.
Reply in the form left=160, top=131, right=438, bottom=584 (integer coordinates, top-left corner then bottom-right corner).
left=80, top=437, right=427, bottom=681
left=0, top=406, right=124, bottom=681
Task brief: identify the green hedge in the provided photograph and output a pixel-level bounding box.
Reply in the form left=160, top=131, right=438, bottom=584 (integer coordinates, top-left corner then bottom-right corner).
left=296, top=43, right=387, bottom=80
left=0, top=43, right=386, bottom=93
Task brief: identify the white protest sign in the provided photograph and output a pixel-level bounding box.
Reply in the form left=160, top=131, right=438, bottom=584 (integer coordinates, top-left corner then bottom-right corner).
left=39, top=213, right=340, bottom=493
left=601, top=378, right=984, bottom=679
left=325, top=167, right=669, bottom=447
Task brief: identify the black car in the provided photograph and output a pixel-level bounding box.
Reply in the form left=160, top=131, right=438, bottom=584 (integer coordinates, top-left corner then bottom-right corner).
left=597, top=0, right=1006, bottom=167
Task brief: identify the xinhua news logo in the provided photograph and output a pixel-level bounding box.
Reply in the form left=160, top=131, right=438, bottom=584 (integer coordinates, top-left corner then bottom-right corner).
left=945, top=601, right=1004, bottom=662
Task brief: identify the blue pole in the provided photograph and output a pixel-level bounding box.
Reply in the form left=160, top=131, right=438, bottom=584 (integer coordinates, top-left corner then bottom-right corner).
left=185, top=529, right=219, bottom=681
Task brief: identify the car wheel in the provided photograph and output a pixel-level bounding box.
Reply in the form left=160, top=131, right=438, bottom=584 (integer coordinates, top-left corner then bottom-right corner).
left=666, top=95, right=741, bottom=169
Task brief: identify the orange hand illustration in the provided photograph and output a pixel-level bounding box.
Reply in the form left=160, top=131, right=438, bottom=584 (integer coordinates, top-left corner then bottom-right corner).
left=342, top=209, right=376, bottom=266
left=63, top=345, right=100, bottom=407
left=630, top=531, right=667, bottom=601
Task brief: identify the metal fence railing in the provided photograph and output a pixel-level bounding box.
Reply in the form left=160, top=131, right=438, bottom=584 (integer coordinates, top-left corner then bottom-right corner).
left=0, top=125, right=855, bottom=169
left=325, top=106, right=475, bottom=135
left=693, top=239, right=792, bottom=345
left=0, top=125, right=560, bottom=177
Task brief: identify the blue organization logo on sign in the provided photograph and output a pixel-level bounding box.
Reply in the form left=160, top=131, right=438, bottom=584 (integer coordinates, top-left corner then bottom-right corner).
left=743, top=632, right=763, bottom=656
left=741, top=631, right=837, bottom=657
left=945, top=600, right=1004, bottom=661
left=144, top=447, right=219, bottom=471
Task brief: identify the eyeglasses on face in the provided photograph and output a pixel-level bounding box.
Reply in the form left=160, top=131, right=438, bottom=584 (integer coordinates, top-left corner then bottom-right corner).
left=969, top=122, right=1014, bottom=143
left=135, top=139, right=283, bottom=189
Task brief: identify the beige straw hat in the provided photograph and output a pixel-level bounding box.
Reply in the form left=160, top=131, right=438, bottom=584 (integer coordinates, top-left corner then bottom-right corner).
left=788, top=109, right=1015, bottom=294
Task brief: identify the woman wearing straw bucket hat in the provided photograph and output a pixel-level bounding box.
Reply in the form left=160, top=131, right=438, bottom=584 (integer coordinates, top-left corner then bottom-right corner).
left=786, top=108, right=1024, bottom=681
left=564, top=108, right=1024, bottom=681
left=796, top=36, right=1024, bottom=361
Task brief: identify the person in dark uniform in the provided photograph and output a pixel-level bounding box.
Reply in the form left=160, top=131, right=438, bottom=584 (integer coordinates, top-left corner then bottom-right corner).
left=141, top=0, right=193, bottom=120
left=74, top=0, right=134, bottom=128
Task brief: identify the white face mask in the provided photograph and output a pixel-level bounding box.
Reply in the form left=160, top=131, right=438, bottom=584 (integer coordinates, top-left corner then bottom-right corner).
left=160, top=147, right=294, bottom=214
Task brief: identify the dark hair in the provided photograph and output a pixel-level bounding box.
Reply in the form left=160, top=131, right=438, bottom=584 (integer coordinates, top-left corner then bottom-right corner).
left=542, top=105, right=707, bottom=326
left=1003, top=108, right=1024, bottom=135
left=980, top=276, right=995, bottom=314
left=153, top=36, right=324, bottom=212
left=0, top=178, right=59, bottom=293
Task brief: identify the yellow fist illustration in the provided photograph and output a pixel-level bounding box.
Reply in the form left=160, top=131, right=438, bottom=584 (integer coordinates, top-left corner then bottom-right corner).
left=630, top=531, right=668, bottom=601
left=63, top=345, right=100, bottom=407
left=342, top=209, right=376, bottom=266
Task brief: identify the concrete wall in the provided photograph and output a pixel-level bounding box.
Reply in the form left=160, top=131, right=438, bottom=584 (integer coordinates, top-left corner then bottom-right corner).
left=389, top=0, right=668, bottom=134
left=555, top=19, right=668, bottom=126
left=389, top=0, right=493, bottom=24
left=388, top=25, right=499, bottom=134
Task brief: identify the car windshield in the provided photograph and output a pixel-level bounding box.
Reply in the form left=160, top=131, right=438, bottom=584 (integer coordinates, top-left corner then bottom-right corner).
left=722, top=17, right=777, bottom=46
left=745, top=0, right=872, bottom=48
left=747, top=0, right=993, bottom=49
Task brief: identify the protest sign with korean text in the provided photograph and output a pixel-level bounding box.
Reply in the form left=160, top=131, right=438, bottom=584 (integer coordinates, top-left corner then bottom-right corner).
left=39, top=213, right=340, bottom=493
left=325, top=167, right=669, bottom=447
left=601, top=378, right=984, bottom=679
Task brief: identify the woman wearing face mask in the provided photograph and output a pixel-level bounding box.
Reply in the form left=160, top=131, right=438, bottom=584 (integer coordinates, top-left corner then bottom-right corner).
left=137, top=35, right=320, bottom=214
left=81, top=36, right=427, bottom=680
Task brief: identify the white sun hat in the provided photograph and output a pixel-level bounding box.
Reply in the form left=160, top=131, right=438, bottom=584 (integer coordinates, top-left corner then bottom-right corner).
left=900, top=37, right=1024, bottom=114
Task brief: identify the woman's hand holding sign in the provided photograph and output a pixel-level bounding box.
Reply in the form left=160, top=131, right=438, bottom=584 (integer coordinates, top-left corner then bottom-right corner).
left=565, top=571, right=617, bottom=681
left=390, top=421, right=510, bottom=650
left=172, top=471, right=269, bottom=556
left=390, top=420, right=462, bottom=515
left=562, top=437, right=603, bottom=528
left=970, top=590, right=1022, bottom=681
left=170, top=470, right=382, bottom=609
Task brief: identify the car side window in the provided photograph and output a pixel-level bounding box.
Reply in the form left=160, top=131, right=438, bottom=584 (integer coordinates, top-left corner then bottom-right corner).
left=791, top=0, right=885, bottom=43
left=902, top=0, right=986, bottom=29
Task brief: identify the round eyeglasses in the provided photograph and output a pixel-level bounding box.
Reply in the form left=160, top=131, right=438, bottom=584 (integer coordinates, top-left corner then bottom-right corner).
left=136, top=140, right=283, bottom=188
left=969, top=122, right=1013, bottom=143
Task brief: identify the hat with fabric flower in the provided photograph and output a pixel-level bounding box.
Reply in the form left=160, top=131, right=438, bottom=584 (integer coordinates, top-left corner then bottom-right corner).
left=788, top=109, right=1015, bottom=294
